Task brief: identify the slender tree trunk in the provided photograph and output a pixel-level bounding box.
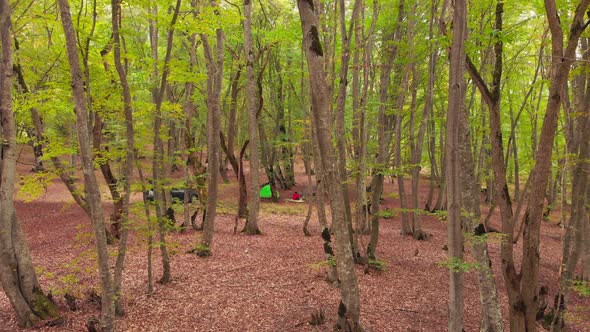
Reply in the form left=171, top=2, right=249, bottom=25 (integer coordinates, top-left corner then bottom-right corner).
left=111, top=0, right=135, bottom=316
left=244, top=0, right=261, bottom=235
left=58, top=0, right=114, bottom=329
left=137, top=166, right=154, bottom=296
left=220, top=133, right=249, bottom=218
left=368, top=0, right=405, bottom=259
left=150, top=0, right=182, bottom=282
left=410, top=0, right=438, bottom=238
left=298, top=0, right=362, bottom=328
left=334, top=0, right=361, bottom=261
left=521, top=2, right=590, bottom=328
left=394, top=70, right=412, bottom=236
left=0, top=4, right=59, bottom=326
left=445, top=0, right=467, bottom=329
left=198, top=0, right=224, bottom=255
left=550, top=37, right=590, bottom=331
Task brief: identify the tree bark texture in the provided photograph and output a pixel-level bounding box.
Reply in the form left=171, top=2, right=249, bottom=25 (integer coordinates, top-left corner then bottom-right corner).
left=446, top=0, right=467, bottom=330
left=368, top=0, right=405, bottom=259
left=244, top=0, right=261, bottom=235
left=58, top=0, right=115, bottom=329
left=200, top=1, right=224, bottom=253
left=297, top=0, right=361, bottom=329
left=521, top=1, right=590, bottom=329
left=111, top=0, right=135, bottom=316
left=0, top=3, right=59, bottom=326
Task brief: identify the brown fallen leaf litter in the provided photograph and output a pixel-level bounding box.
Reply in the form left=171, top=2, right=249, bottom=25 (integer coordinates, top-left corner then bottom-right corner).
left=1, top=167, right=589, bottom=332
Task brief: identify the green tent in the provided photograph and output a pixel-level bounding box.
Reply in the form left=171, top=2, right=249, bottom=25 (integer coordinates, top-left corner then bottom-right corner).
left=260, top=184, right=279, bottom=199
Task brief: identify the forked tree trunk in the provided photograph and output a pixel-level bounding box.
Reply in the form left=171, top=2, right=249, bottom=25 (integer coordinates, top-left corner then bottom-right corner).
left=220, top=133, right=249, bottom=218
left=301, top=48, right=329, bottom=232
left=58, top=0, right=115, bottom=329
left=297, top=0, right=361, bottom=329
left=0, top=3, right=59, bottom=326
left=521, top=2, right=590, bottom=328
left=111, top=0, right=135, bottom=316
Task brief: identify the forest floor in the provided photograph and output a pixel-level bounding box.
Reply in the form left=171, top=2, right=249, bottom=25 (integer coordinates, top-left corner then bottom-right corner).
left=1, top=153, right=589, bottom=331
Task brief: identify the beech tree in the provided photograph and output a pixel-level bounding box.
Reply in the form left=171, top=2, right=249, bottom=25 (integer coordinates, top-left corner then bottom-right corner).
left=297, top=0, right=361, bottom=329
left=197, top=0, right=225, bottom=256
left=244, top=0, right=261, bottom=235
left=0, top=1, right=59, bottom=326
left=520, top=1, right=589, bottom=329
left=445, top=0, right=467, bottom=329
left=57, top=0, right=115, bottom=329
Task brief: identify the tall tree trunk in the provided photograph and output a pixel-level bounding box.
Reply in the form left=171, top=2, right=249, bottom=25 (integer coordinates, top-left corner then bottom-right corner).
left=0, top=3, right=59, bottom=326
left=521, top=2, right=590, bottom=329
left=394, top=70, right=412, bottom=236
left=334, top=0, right=361, bottom=261
left=111, top=0, right=135, bottom=316
left=352, top=0, right=378, bottom=236
left=198, top=0, right=224, bottom=255
left=367, top=0, right=405, bottom=259
left=297, top=0, right=362, bottom=329
left=244, top=0, right=261, bottom=235
left=58, top=0, right=115, bottom=329
left=150, top=0, right=182, bottom=282
left=410, top=0, right=439, bottom=238
left=445, top=0, right=467, bottom=329
left=550, top=37, right=590, bottom=331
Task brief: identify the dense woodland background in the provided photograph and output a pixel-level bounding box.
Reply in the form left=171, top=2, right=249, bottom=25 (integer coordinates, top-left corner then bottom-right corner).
left=0, top=0, right=589, bottom=331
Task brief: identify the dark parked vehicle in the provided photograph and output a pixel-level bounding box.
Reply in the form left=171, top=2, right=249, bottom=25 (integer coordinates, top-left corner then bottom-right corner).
left=143, top=188, right=199, bottom=203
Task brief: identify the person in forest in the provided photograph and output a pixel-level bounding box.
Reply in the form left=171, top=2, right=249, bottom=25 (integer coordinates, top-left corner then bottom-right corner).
left=292, top=191, right=302, bottom=201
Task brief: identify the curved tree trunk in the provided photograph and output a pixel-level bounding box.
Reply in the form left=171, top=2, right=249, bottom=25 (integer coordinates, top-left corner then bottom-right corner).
left=111, top=0, right=135, bottom=317
left=521, top=2, right=590, bottom=328
left=58, top=0, right=115, bottom=329
left=297, top=0, right=361, bottom=328
left=0, top=5, right=59, bottom=325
